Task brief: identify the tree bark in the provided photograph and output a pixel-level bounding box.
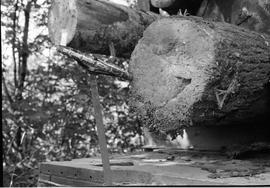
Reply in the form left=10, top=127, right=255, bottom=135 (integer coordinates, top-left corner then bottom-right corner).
left=129, top=16, right=270, bottom=132
left=12, top=0, right=19, bottom=88
left=48, top=0, right=158, bottom=58
left=137, top=0, right=150, bottom=11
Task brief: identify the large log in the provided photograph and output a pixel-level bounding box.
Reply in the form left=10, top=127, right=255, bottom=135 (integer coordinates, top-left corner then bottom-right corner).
left=129, top=16, right=270, bottom=132
left=48, top=0, right=158, bottom=58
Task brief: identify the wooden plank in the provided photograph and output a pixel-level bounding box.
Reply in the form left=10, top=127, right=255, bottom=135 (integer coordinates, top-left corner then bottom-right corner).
left=50, top=175, right=102, bottom=187
left=39, top=161, right=153, bottom=185
left=39, top=173, right=50, bottom=181
left=112, top=169, right=152, bottom=185
left=38, top=179, right=67, bottom=187
left=40, top=163, right=104, bottom=183
left=152, top=174, right=223, bottom=185
left=38, top=173, right=68, bottom=187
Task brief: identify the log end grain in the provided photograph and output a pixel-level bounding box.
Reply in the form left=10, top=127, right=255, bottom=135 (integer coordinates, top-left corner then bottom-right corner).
left=129, top=17, right=216, bottom=132
left=129, top=17, right=270, bottom=132
left=48, top=0, right=78, bottom=45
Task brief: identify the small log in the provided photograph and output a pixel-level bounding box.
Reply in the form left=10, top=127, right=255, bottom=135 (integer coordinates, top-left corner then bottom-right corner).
left=48, top=0, right=158, bottom=58
left=129, top=16, right=270, bottom=132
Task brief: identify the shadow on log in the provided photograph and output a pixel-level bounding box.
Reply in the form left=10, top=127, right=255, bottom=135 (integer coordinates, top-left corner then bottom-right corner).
left=129, top=16, right=270, bottom=132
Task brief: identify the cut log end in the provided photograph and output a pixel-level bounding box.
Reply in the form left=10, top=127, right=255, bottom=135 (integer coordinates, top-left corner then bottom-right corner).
left=48, top=0, right=77, bottom=46
left=129, top=17, right=270, bottom=132
left=130, top=17, right=217, bottom=131
left=130, top=17, right=215, bottom=130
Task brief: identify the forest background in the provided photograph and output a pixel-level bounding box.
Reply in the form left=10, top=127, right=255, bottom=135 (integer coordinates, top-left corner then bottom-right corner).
left=1, top=0, right=140, bottom=186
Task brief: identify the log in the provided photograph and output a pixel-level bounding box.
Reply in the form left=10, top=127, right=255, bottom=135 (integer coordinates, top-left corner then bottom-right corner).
left=48, top=0, right=270, bottom=59
left=48, top=0, right=158, bottom=58
left=129, top=16, right=270, bottom=132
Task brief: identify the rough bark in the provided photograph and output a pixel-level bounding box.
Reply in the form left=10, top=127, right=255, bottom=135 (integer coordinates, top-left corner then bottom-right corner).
left=48, top=0, right=158, bottom=58
left=199, top=0, right=270, bottom=35
left=137, top=0, right=150, bottom=11
left=129, top=16, right=270, bottom=132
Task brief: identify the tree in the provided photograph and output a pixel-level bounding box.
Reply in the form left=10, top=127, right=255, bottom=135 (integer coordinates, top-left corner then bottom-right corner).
left=2, top=0, right=142, bottom=186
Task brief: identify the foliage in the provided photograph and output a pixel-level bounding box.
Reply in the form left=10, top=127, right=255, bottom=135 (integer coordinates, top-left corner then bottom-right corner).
left=2, top=0, right=142, bottom=186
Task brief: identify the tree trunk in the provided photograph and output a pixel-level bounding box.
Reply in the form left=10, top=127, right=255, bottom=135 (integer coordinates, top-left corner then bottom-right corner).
left=48, top=0, right=158, bottom=58
left=129, top=16, right=270, bottom=132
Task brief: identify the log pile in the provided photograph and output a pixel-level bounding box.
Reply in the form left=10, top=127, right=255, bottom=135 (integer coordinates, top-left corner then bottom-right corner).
left=49, top=0, right=270, bottom=133
left=129, top=16, right=270, bottom=132
left=48, top=0, right=158, bottom=58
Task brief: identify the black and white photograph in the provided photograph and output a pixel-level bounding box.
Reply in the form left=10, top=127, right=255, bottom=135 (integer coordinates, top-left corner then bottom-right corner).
left=2, top=0, right=270, bottom=186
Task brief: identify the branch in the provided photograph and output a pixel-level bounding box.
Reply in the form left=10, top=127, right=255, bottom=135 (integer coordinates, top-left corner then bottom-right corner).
left=2, top=75, right=14, bottom=105
left=56, top=45, right=132, bottom=81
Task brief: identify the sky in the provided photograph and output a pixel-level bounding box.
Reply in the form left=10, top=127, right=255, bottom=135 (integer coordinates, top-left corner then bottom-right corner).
left=109, top=0, right=129, bottom=6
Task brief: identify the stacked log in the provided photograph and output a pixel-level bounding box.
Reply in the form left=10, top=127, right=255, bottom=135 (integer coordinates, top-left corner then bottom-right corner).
left=129, top=16, right=270, bottom=132
left=49, top=0, right=270, bottom=58
left=49, top=0, right=270, bottom=133
left=48, top=0, right=158, bottom=58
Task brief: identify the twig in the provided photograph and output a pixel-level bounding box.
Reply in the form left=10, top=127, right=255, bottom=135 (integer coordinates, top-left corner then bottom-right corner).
left=7, top=127, right=19, bottom=155
left=2, top=75, right=14, bottom=105
left=109, top=42, right=116, bottom=57
left=237, top=15, right=252, bottom=26
left=38, top=179, right=66, bottom=187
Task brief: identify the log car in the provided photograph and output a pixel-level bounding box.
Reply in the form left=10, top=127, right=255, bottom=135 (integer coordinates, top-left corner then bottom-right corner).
left=48, top=0, right=270, bottom=150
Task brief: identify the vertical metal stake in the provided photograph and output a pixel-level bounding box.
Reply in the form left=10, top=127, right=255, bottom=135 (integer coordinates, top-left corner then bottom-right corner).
left=90, top=74, right=113, bottom=186
left=59, top=30, right=112, bottom=185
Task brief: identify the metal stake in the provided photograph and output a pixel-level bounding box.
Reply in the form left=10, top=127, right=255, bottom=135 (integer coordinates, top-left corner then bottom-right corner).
left=60, top=31, right=113, bottom=185
left=89, top=74, right=113, bottom=186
